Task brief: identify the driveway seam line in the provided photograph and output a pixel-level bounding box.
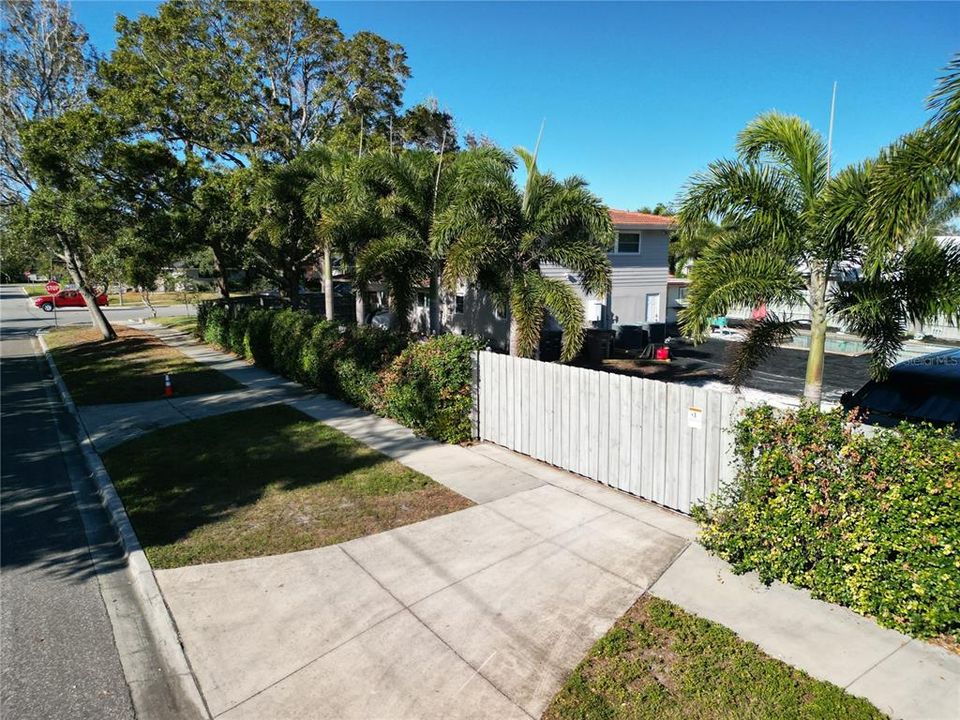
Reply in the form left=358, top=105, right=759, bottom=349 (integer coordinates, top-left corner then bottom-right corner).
left=338, top=545, right=536, bottom=720
left=842, top=638, right=913, bottom=690
left=209, top=605, right=409, bottom=719
left=467, top=444, right=691, bottom=543
left=645, top=542, right=694, bottom=594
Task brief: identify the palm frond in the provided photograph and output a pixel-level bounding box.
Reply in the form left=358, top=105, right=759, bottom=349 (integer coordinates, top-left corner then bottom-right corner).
left=539, top=275, right=586, bottom=361
left=510, top=272, right=544, bottom=358
left=736, top=111, right=828, bottom=204
left=830, top=279, right=906, bottom=379
left=865, top=129, right=950, bottom=260
left=927, top=52, right=960, bottom=170
left=676, top=159, right=804, bottom=248
left=726, top=318, right=801, bottom=387
left=679, top=248, right=806, bottom=340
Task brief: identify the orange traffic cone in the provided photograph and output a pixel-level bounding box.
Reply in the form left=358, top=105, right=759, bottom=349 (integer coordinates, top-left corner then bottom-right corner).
left=164, top=374, right=174, bottom=397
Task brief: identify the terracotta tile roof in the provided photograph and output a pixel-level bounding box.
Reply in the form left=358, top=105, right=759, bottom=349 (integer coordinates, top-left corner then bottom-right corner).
left=608, top=209, right=676, bottom=228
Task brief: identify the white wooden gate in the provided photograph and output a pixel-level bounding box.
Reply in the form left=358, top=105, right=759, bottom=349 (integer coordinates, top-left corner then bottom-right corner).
left=477, top=351, right=749, bottom=514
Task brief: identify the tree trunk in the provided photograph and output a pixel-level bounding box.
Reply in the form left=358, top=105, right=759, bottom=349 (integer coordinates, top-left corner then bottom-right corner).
left=509, top=315, right=519, bottom=357
left=283, top=265, right=301, bottom=309
left=803, top=261, right=828, bottom=407
left=322, top=246, right=334, bottom=321
left=428, top=266, right=441, bottom=335
left=211, top=243, right=230, bottom=299
left=355, top=288, right=365, bottom=325
left=61, top=238, right=115, bottom=341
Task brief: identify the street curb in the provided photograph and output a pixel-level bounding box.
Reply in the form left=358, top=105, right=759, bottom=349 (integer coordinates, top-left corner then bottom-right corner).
left=37, top=331, right=210, bottom=720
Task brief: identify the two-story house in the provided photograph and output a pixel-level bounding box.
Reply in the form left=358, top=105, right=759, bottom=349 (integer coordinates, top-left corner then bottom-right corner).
left=439, top=209, right=674, bottom=349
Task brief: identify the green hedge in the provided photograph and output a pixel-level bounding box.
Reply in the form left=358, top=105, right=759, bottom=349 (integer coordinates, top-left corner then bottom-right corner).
left=381, top=334, right=477, bottom=443
left=195, top=303, right=478, bottom=443
left=693, top=404, right=960, bottom=640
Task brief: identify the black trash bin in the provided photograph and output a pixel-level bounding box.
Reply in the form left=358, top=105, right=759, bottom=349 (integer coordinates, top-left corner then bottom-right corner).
left=615, top=325, right=648, bottom=351
left=584, top=329, right=615, bottom=362
left=539, top=330, right=562, bottom=362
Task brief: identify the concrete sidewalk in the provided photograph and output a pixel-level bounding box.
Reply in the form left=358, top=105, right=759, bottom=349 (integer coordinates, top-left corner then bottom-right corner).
left=100, top=323, right=959, bottom=719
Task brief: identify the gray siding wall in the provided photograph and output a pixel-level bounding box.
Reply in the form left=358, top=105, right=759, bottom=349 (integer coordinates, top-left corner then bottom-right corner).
left=542, top=228, right=671, bottom=327
left=442, top=286, right=511, bottom=350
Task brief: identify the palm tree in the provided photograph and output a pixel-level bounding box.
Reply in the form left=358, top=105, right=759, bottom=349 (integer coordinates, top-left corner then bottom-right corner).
left=305, top=152, right=384, bottom=324
left=441, top=146, right=613, bottom=362
left=354, top=147, right=513, bottom=332
left=677, top=112, right=851, bottom=405
left=865, top=53, right=959, bottom=250
left=827, top=53, right=960, bottom=371
left=249, top=148, right=328, bottom=308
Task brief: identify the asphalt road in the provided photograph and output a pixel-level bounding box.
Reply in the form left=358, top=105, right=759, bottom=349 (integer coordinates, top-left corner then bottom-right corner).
left=0, top=287, right=138, bottom=719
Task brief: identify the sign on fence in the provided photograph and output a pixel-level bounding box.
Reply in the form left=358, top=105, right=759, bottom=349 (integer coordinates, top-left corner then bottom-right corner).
left=476, top=351, right=749, bottom=514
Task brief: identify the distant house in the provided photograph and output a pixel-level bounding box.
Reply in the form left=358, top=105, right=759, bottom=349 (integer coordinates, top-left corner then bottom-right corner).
left=438, top=209, right=675, bottom=350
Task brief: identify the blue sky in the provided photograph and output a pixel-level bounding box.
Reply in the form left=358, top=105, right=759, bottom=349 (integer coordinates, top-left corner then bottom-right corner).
left=72, top=1, right=960, bottom=210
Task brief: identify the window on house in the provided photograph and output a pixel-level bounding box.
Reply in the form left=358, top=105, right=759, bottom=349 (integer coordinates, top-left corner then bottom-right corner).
left=616, top=232, right=640, bottom=253
left=417, top=292, right=429, bottom=308
left=454, top=295, right=465, bottom=314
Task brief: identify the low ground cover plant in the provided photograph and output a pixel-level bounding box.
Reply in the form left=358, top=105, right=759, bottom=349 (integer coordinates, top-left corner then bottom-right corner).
left=693, top=404, right=960, bottom=642
left=196, top=303, right=479, bottom=443
left=545, top=595, right=885, bottom=719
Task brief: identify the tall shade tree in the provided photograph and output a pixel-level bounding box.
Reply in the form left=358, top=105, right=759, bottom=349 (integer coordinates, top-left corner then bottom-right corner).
left=16, top=107, right=189, bottom=339
left=181, top=168, right=255, bottom=298
left=442, top=146, right=613, bottom=362
left=1, top=0, right=96, bottom=206
left=396, top=98, right=459, bottom=153
left=96, top=0, right=409, bottom=165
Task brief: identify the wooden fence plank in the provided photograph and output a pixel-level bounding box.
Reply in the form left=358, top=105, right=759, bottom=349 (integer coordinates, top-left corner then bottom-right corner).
left=618, top=376, right=632, bottom=492
left=687, top=387, right=708, bottom=511
left=629, top=378, right=643, bottom=496
left=704, top=388, right=723, bottom=503
left=595, top=373, right=610, bottom=485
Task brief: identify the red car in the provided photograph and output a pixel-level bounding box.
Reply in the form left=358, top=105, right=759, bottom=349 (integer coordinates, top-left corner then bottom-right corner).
left=35, top=289, right=109, bottom=312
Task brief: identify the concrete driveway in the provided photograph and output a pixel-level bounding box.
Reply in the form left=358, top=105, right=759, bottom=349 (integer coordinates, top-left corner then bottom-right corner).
left=156, top=482, right=690, bottom=719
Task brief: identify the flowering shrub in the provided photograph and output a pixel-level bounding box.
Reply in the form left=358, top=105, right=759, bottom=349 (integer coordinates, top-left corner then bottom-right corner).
left=381, top=334, right=481, bottom=443
left=693, top=404, right=960, bottom=640
left=195, top=303, right=477, bottom=443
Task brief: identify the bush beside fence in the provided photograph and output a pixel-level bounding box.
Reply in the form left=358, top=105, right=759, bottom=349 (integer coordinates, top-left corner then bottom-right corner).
left=196, top=302, right=478, bottom=443
left=693, top=404, right=960, bottom=640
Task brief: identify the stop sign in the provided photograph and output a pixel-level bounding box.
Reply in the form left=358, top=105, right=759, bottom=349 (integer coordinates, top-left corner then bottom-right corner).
left=45, top=280, right=61, bottom=295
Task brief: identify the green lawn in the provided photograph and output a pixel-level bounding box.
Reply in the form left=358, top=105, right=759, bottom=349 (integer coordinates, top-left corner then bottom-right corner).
left=154, top=315, right=198, bottom=334
left=45, top=325, right=240, bottom=404
left=23, top=284, right=47, bottom=297
left=107, top=290, right=224, bottom=307
left=103, top=404, right=473, bottom=569
left=545, top=596, right=886, bottom=720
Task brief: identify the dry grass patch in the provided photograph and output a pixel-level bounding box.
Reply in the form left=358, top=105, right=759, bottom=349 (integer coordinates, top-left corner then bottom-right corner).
left=45, top=324, right=239, bottom=404
left=103, top=404, right=472, bottom=569
left=544, top=595, right=886, bottom=720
